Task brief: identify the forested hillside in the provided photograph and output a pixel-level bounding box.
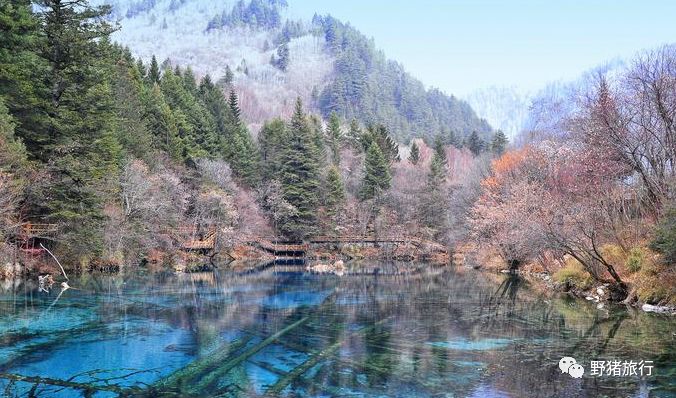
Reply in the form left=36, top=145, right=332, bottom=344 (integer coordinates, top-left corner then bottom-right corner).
left=0, top=0, right=673, bottom=306
left=94, top=0, right=492, bottom=142
left=0, top=0, right=498, bottom=270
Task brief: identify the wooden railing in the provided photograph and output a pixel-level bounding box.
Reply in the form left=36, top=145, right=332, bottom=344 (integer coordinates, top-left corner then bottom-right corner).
left=178, top=231, right=447, bottom=254
left=242, top=235, right=447, bottom=254
left=181, top=228, right=217, bottom=250
left=246, top=237, right=309, bottom=253
left=21, top=223, right=58, bottom=238
left=311, top=235, right=447, bottom=252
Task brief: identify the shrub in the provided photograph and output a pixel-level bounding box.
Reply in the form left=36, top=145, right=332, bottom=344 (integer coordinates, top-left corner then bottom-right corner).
left=650, top=206, right=676, bottom=265
left=554, top=258, right=593, bottom=290
left=625, top=248, right=645, bottom=273
left=600, top=244, right=625, bottom=266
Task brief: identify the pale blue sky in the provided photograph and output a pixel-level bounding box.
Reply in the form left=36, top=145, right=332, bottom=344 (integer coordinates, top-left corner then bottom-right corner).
left=289, top=0, right=676, bottom=97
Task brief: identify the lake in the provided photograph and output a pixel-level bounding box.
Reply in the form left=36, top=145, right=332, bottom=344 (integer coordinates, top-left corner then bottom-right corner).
left=0, top=262, right=674, bottom=397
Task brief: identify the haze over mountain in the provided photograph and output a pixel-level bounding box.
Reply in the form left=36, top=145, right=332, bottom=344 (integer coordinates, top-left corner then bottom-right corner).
left=96, top=0, right=492, bottom=142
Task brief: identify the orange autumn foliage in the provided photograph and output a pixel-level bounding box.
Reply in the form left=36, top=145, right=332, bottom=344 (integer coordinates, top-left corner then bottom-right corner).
left=480, top=147, right=531, bottom=192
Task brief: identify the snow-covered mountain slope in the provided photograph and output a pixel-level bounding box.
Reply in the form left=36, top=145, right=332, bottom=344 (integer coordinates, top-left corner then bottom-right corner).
left=99, top=0, right=332, bottom=128
left=98, top=0, right=492, bottom=141
left=465, top=86, right=531, bottom=139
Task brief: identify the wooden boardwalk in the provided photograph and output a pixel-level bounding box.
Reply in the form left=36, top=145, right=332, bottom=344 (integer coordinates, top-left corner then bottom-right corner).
left=17, top=223, right=58, bottom=255
left=241, top=235, right=447, bottom=257
left=180, top=227, right=218, bottom=251
left=178, top=231, right=448, bottom=256
left=21, top=223, right=58, bottom=239
left=14, top=224, right=446, bottom=257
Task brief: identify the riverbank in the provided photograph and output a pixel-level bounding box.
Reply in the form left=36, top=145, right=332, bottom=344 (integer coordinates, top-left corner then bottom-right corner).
left=454, top=243, right=676, bottom=313
left=0, top=238, right=451, bottom=277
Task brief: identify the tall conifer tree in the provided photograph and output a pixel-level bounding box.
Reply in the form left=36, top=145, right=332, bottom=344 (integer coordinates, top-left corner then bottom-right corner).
left=278, top=98, right=321, bottom=239
left=360, top=142, right=391, bottom=201
left=408, top=141, right=420, bottom=165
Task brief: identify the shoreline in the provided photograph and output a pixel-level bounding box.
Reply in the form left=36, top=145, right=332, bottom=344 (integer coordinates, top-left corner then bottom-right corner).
left=3, top=244, right=674, bottom=314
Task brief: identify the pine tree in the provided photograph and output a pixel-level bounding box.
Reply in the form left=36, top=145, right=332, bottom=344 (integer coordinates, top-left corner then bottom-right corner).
left=327, top=111, right=342, bottom=165
left=408, top=141, right=420, bottom=165
left=136, top=58, right=147, bottom=78
left=219, top=88, right=260, bottom=185
left=148, top=55, right=161, bottom=84
left=229, top=129, right=261, bottom=186
left=110, top=55, right=156, bottom=163
left=490, top=130, right=508, bottom=156
left=0, top=99, right=28, bottom=237
left=278, top=98, right=322, bottom=239
left=467, top=131, right=484, bottom=156
left=182, top=66, right=197, bottom=94
left=0, top=0, right=48, bottom=156
left=420, top=151, right=447, bottom=234
left=324, top=165, right=345, bottom=223
left=0, top=98, right=28, bottom=172
left=198, top=73, right=232, bottom=149
left=142, top=83, right=182, bottom=159
left=346, top=118, right=362, bottom=148
left=447, top=129, right=460, bottom=148
left=228, top=89, right=241, bottom=123
left=433, top=135, right=447, bottom=164
left=309, top=114, right=326, bottom=163
left=224, top=65, right=234, bottom=87
left=359, top=142, right=391, bottom=201
left=361, top=124, right=399, bottom=164
left=35, top=0, right=121, bottom=260
left=258, top=118, right=286, bottom=180
left=271, top=42, right=290, bottom=71
left=160, top=68, right=219, bottom=159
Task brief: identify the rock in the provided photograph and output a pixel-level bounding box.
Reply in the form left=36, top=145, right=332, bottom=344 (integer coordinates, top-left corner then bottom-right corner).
left=596, top=287, right=605, bottom=296
left=585, top=296, right=594, bottom=301
left=38, top=274, right=54, bottom=285
left=641, top=304, right=675, bottom=314
left=307, top=261, right=346, bottom=275
left=307, top=263, right=332, bottom=273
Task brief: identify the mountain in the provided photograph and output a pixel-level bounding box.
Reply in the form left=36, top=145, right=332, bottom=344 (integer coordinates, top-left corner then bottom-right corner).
left=465, top=86, right=531, bottom=139
left=97, top=0, right=492, bottom=142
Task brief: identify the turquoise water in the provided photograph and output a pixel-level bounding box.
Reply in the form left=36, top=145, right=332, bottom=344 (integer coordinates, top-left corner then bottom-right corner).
left=0, top=264, right=674, bottom=397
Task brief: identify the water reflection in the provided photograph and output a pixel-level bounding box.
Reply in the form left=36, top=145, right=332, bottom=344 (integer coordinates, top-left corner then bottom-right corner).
left=0, top=264, right=673, bottom=397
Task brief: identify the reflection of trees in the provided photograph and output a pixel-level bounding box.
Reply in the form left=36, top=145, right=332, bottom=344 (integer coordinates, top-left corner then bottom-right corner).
left=1, top=265, right=673, bottom=397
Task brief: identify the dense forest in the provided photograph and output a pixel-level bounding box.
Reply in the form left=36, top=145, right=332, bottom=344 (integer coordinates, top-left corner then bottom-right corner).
left=311, top=14, right=493, bottom=143
left=0, top=0, right=674, bottom=306
left=195, top=0, right=493, bottom=143
left=0, top=0, right=479, bottom=265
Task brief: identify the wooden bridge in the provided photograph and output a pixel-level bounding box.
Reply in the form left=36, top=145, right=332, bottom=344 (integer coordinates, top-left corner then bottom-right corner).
left=311, top=235, right=446, bottom=250
left=246, top=238, right=309, bottom=256
left=242, top=235, right=447, bottom=257
left=180, top=227, right=218, bottom=251
left=17, top=223, right=58, bottom=255
left=179, top=232, right=447, bottom=256
left=21, top=223, right=58, bottom=239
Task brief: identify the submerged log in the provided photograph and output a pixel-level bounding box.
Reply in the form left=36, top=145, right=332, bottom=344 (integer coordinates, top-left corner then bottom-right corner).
left=0, top=372, right=141, bottom=395
left=189, top=315, right=310, bottom=393
left=264, top=317, right=392, bottom=396
left=151, top=335, right=252, bottom=392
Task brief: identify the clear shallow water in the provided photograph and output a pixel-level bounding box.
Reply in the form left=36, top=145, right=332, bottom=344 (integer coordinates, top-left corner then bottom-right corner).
left=0, top=263, right=674, bottom=397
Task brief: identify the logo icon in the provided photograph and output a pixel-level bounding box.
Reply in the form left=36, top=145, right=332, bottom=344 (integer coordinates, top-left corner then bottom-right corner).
left=559, top=357, right=584, bottom=378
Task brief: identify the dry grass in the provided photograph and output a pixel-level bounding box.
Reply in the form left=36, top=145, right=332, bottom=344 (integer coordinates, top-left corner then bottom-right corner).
left=553, top=257, right=594, bottom=290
